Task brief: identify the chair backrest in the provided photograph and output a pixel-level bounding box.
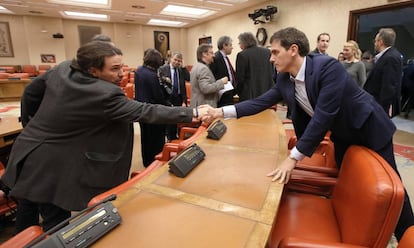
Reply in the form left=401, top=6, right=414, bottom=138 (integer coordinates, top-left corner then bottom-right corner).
left=185, top=81, right=191, bottom=105
left=21, top=65, right=37, bottom=77
left=332, top=146, right=404, bottom=247
left=38, top=65, right=51, bottom=71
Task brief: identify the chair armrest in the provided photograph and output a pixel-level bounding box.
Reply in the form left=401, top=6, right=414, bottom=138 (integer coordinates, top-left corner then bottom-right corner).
left=0, top=226, right=44, bottom=248
left=155, top=143, right=180, bottom=162
left=279, top=237, right=368, bottom=248
left=87, top=161, right=164, bottom=207
left=289, top=174, right=338, bottom=187
left=287, top=173, right=337, bottom=197
left=178, top=127, right=198, bottom=140
left=294, top=164, right=339, bottom=177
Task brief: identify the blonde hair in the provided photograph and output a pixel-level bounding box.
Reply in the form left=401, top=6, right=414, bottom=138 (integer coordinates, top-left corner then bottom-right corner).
left=344, top=40, right=362, bottom=60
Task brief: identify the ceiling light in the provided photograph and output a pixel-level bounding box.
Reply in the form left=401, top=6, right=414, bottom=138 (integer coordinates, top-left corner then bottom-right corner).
left=147, top=19, right=187, bottom=27
left=61, top=11, right=108, bottom=21
left=0, top=6, right=14, bottom=14
left=161, top=5, right=216, bottom=19
left=49, top=0, right=110, bottom=8
left=206, top=1, right=233, bottom=6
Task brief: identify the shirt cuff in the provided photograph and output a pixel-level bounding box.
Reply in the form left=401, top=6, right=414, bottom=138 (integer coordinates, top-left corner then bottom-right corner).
left=222, top=105, right=237, bottom=119
left=290, top=146, right=306, bottom=161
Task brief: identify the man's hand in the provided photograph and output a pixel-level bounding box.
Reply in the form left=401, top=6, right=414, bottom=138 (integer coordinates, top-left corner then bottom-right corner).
left=207, top=107, right=224, bottom=119
left=196, top=104, right=215, bottom=123
left=267, top=156, right=297, bottom=184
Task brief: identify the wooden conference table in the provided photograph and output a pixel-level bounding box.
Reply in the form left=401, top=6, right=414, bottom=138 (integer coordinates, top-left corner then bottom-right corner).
left=94, top=109, right=287, bottom=248
left=0, top=116, right=22, bottom=149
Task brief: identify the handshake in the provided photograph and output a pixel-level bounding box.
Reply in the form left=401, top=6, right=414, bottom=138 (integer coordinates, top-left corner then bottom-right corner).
left=193, top=105, right=224, bottom=123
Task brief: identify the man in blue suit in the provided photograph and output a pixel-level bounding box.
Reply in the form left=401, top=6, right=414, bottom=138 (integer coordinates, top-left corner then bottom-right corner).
left=206, top=27, right=413, bottom=241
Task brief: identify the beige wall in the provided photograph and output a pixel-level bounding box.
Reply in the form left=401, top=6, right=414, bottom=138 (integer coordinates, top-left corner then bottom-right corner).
left=0, top=0, right=409, bottom=69
left=186, top=0, right=411, bottom=66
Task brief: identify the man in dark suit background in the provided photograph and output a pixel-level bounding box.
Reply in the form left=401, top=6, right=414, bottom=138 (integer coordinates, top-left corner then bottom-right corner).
left=206, top=27, right=414, bottom=241
left=158, top=51, right=188, bottom=140
left=310, top=32, right=330, bottom=55
left=235, top=32, right=274, bottom=102
left=364, top=28, right=403, bottom=117
left=210, top=35, right=236, bottom=107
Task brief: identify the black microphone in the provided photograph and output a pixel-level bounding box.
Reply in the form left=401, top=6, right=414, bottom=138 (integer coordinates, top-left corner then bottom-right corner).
left=24, top=194, right=117, bottom=248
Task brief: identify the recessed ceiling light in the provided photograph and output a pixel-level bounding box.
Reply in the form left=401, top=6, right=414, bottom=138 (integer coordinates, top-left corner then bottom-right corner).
left=61, top=11, right=108, bottom=21
left=48, top=0, right=110, bottom=8
left=161, top=5, right=216, bottom=19
left=147, top=19, right=187, bottom=27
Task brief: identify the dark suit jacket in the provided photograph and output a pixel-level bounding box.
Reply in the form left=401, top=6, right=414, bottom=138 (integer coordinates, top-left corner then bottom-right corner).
left=235, top=46, right=274, bottom=101
left=158, top=64, right=187, bottom=106
left=2, top=61, right=193, bottom=211
left=210, top=51, right=235, bottom=106
left=235, top=55, right=395, bottom=160
left=135, top=65, right=170, bottom=106
left=364, top=47, right=403, bottom=114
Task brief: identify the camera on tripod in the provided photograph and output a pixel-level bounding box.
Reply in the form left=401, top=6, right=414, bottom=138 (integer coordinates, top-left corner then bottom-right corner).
left=248, top=5, right=278, bottom=25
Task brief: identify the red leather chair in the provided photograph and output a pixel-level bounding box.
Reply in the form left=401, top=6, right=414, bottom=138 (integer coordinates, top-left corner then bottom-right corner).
left=267, top=145, right=405, bottom=248
left=21, top=65, right=37, bottom=77
left=0, top=225, right=44, bottom=248
left=398, top=225, right=414, bottom=248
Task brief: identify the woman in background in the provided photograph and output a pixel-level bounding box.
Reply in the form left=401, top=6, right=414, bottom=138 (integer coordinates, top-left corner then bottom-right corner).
left=341, top=40, right=366, bottom=87
left=135, top=49, right=170, bottom=167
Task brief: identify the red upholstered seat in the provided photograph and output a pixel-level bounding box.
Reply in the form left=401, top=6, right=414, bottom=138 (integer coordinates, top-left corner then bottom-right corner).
left=267, top=145, right=405, bottom=248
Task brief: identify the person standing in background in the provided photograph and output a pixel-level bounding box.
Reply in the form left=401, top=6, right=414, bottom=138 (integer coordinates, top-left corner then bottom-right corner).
left=310, top=32, right=330, bottom=55
left=337, top=52, right=345, bottom=62
left=341, top=40, right=366, bottom=87
left=158, top=51, right=188, bottom=141
left=135, top=49, right=170, bottom=167
left=364, top=28, right=403, bottom=117
left=361, top=50, right=374, bottom=77
left=210, top=35, right=236, bottom=107
left=190, top=43, right=228, bottom=108
left=235, top=32, right=274, bottom=102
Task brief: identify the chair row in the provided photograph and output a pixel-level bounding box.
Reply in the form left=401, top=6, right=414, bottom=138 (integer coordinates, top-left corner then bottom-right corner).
left=0, top=72, right=31, bottom=80
left=0, top=65, right=53, bottom=77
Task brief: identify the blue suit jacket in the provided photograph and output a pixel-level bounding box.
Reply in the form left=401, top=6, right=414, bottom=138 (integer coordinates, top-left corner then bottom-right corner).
left=235, top=55, right=395, bottom=159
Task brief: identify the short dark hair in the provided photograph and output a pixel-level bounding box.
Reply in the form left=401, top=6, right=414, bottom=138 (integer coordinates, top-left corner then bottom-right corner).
left=270, top=27, right=310, bottom=57
left=238, top=32, right=257, bottom=48
left=217, top=36, right=232, bottom=50
left=71, top=41, right=122, bottom=73
left=91, top=34, right=112, bottom=42
left=197, top=43, right=212, bottom=62
left=143, top=49, right=163, bottom=69
left=317, top=32, right=330, bottom=42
